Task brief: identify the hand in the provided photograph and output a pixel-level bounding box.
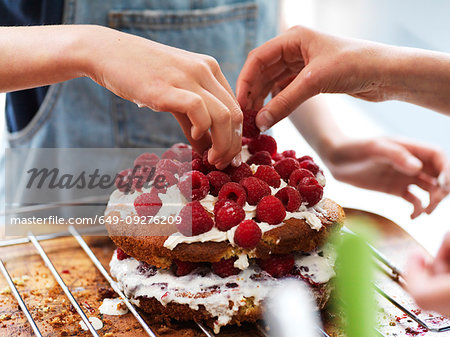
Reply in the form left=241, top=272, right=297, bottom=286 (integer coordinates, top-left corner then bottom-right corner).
left=86, top=26, right=242, bottom=169
left=322, top=136, right=449, bottom=218
left=406, top=233, right=450, bottom=317
left=236, top=25, right=450, bottom=131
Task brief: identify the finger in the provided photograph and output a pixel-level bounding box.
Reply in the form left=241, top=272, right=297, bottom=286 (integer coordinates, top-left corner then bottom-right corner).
left=237, top=33, right=298, bottom=109
left=171, top=112, right=211, bottom=154
left=368, top=139, right=423, bottom=175
left=255, top=67, right=320, bottom=131
left=434, top=232, right=450, bottom=272
left=200, top=77, right=243, bottom=169
left=394, top=138, right=447, bottom=177
left=159, top=88, right=212, bottom=140
left=240, top=60, right=294, bottom=110
left=424, top=186, right=447, bottom=215
left=199, top=89, right=235, bottom=168
left=414, top=172, right=439, bottom=192
left=402, top=189, right=424, bottom=219
left=210, top=63, right=240, bottom=105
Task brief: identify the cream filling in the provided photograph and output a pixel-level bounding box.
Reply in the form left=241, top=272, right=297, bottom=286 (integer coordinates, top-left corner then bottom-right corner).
left=110, top=245, right=335, bottom=333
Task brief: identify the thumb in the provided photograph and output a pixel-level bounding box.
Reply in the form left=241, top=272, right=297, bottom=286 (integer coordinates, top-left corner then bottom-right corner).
left=255, top=67, right=319, bottom=131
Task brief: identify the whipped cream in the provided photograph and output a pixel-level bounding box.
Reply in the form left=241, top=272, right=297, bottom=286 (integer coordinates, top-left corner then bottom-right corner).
left=99, top=298, right=128, bottom=316
left=241, top=145, right=252, bottom=162
left=110, top=247, right=335, bottom=333
left=79, top=317, right=103, bottom=331
left=163, top=221, right=280, bottom=250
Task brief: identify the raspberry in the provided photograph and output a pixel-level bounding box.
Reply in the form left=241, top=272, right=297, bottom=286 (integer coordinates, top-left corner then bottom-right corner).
left=242, top=137, right=251, bottom=146
left=137, top=262, right=157, bottom=277
left=134, top=153, right=159, bottom=168
left=177, top=171, right=210, bottom=201
left=289, top=168, right=315, bottom=187
left=248, top=134, right=277, bottom=156
left=116, top=248, right=130, bottom=261
left=246, top=151, right=272, bottom=166
left=191, top=158, right=206, bottom=173
left=154, top=169, right=177, bottom=188
left=134, top=192, right=162, bottom=217
left=242, top=109, right=260, bottom=138
left=256, top=195, right=286, bottom=225
left=254, top=165, right=281, bottom=188
left=275, top=186, right=302, bottom=212
left=156, top=159, right=179, bottom=174
left=202, top=150, right=216, bottom=172
left=177, top=148, right=194, bottom=162
left=177, top=161, right=192, bottom=176
left=215, top=202, right=245, bottom=231
left=207, top=171, right=231, bottom=197
left=132, top=166, right=155, bottom=191
left=163, top=147, right=192, bottom=162
left=171, top=143, right=189, bottom=149
left=257, top=254, right=295, bottom=278
left=240, top=177, right=271, bottom=206
left=272, top=152, right=284, bottom=161
left=234, top=220, right=262, bottom=249
left=161, top=149, right=180, bottom=161
left=218, top=182, right=247, bottom=207
left=177, top=201, right=214, bottom=236
left=297, top=177, right=323, bottom=207
left=297, top=155, right=313, bottom=163
left=227, top=162, right=253, bottom=183
left=299, top=159, right=320, bottom=175
left=282, top=150, right=296, bottom=158
left=211, top=258, right=240, bottom=278
left=274, top=157, right=300, bottom=180
left=115, top=168, right=133, bottom=192
left=213, top=199, right=236, bottom=215
left=174, top=260, right=199, bottom=276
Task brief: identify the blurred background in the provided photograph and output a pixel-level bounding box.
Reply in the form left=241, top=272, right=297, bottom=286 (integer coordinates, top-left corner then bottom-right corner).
left=1, top=0, right=449, bottom=253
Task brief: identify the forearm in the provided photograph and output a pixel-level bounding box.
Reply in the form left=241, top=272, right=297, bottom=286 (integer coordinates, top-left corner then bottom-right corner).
left=0, top=25, right=97, bottom=92
left=289, top=96, right=346, bottom=161
left=378, top=45, right=450, bottom=114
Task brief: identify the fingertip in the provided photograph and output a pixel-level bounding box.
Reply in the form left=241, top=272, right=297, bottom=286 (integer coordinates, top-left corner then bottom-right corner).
left=405, top=156, right=423, bottom=172
left=255, top=109, right=274, bottom=132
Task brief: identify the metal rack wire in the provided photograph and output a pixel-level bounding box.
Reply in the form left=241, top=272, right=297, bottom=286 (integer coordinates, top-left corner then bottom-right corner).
left=1, top=224, right=449, bottom=336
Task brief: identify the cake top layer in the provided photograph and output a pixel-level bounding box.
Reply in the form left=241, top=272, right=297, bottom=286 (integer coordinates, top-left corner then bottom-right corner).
left=105, top=135, right=344, bottom=269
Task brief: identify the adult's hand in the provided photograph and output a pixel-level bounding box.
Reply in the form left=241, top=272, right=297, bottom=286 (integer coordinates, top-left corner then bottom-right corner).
left=236, top=25, right=450, bottom=132
left=322, top=137, right=449, bottom=218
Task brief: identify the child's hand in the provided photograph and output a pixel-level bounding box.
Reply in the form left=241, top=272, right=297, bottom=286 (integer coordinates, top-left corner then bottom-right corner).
left=406, top=233, right=450, bottom=317
left=88, top=26, right=242, bottom=169
left=322, top=137, right=449, bottom=218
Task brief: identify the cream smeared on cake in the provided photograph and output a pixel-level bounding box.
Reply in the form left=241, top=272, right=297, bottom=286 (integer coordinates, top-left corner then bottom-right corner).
left=110, top=245, right=335, bottom=333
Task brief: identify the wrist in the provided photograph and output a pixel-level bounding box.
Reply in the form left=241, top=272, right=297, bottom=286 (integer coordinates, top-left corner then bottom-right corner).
left=65, top=25, right=110, bottom=79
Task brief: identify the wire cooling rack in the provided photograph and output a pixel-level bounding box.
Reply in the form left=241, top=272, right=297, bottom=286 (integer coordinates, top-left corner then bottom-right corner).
left=1, top=222, right=449, bottom=336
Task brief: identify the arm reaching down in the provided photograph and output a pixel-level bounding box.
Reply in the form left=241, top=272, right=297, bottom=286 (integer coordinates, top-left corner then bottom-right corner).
left=0, top=25, right=242, bottom=169
left=237, top=25, right=450, bottom=132
left=288, top=97, right=449, bottom=219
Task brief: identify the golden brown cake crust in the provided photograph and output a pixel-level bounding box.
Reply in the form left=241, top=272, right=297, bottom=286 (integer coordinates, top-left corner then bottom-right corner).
left=105, top=198, right=344, bottom=268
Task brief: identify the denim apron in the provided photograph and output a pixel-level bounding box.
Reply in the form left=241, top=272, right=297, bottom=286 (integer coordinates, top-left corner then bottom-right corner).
left=2, top=0, right=279, bottom=224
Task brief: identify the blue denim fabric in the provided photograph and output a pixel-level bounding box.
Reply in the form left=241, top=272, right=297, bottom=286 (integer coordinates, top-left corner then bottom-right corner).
left=2, top=0, right=279, bottom=219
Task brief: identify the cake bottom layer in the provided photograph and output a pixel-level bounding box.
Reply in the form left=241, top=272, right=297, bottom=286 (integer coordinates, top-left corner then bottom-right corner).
left=110, top=245, right=336, bottom=333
